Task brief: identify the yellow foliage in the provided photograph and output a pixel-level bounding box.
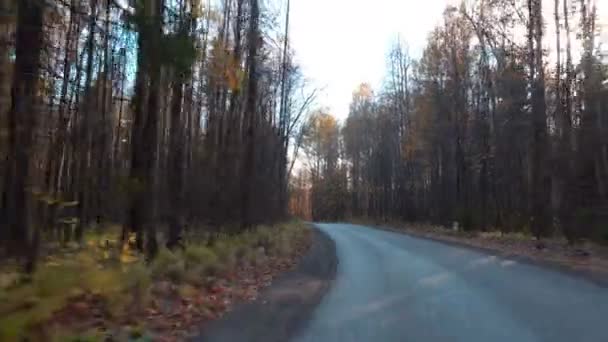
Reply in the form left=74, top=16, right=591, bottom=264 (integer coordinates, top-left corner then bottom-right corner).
left=226, top=66, right=244, bottom=91
left=352, top=83, right=373, bottom=101
left=120, top=251, right=139, bottom=264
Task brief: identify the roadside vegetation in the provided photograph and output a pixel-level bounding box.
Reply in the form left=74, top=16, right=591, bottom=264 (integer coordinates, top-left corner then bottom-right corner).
left=0, top=221, right=311, bottom=341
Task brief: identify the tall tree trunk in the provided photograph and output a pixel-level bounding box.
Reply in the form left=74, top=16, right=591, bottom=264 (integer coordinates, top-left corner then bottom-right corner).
left=127, top=0, right=162, bottom=257
left=75, top=0, right=98, bottom=241
left=277, top=0, right=291, bottom=216
left=167, top=73, right=185, bottom=248
left=557, top=0, right=575, bottom=241
left=241, top=0, right=260, bottom=228
left=529, top=0, right=550, bottom=239
left=113, top=48, right=127, bottom=182
left=1, top=0, right=44, bottom=271
left=94, top=0, right=112, bottom=224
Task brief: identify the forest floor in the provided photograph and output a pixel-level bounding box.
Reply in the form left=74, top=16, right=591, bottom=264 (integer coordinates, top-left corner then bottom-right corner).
left=0, top=221, right=312, bottom=341
left=192, top=228, right=337, bottom=342
left=351, top=218, right=608, bottom=286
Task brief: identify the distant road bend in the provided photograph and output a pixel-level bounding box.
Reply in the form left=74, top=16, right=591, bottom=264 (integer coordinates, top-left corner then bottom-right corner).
left=295, top=223, right=608, bottom=342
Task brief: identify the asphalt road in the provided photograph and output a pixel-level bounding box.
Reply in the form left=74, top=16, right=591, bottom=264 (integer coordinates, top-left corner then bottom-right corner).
left=294, top=223, right=608, bottom=342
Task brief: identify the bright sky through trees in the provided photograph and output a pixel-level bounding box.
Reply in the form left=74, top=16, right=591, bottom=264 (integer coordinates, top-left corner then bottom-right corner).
left=287, top=0, right=457, bottom=120
left=285, top=0, right=607, bottom=121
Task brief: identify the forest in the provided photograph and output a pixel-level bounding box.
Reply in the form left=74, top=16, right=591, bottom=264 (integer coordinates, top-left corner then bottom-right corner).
left=0, top=0, right=607, bottom=339
left=292, top=0, right=608, bottom=244
left=0, top=0, right=320, bottom=339
left=0, top=0, right=315, bottom=267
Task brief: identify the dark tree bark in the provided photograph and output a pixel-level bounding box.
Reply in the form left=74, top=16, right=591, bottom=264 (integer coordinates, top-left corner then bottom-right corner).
left=1, top=0, right=44, bottom=271
left=93, top=0, right=113, bottom=224
left=241, top=0, right=260, bottom=228
left=167, top=67, right=186, bottom=249
left=75, top=0, right=99, bottom=241
left=127, top=0, right=163, bottom=256
left=528, top=0, right=551, bottom=240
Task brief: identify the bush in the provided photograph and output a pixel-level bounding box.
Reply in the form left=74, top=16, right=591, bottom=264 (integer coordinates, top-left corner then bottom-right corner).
left=254, top=226, right=276, bottom=252
left=150, top=248, right=182, bottom=281
left=165, top=261, right=185, bottom=283
left=124, top=262, right=151, bottom=309
left=184, top=245, right=218, bottom=269
left=183, top=267, right=205, bottom=287
left=212, top=238, right=237, bottom=272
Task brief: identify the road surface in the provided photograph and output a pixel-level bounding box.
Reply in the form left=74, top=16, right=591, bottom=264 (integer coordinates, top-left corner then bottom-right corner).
left=294, top=223, right=608, bottom=342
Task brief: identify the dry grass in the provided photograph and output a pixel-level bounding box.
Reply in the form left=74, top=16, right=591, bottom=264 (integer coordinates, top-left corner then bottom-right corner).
left=0, top=220, right=311, bottom=341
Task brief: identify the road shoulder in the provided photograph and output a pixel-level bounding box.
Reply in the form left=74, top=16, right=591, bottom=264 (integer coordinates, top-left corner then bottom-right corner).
left=192, top=226, right=338, bottom=342
left=356, top=221, right=608, bottom=287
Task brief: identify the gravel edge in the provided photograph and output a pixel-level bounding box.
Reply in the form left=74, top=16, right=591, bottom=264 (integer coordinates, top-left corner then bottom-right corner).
left=191, top=226, right=338, bottom=342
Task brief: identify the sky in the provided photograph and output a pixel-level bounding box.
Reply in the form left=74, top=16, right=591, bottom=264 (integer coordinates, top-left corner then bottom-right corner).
left=272, top=0, right=453, bottom=172
left=287, top=0, right=457, bottom=121
left=282, top=0, right=607, bottom=122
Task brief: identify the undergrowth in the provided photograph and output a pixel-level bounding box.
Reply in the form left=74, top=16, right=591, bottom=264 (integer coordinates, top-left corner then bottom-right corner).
left=0, top=220, right=309, bottom=341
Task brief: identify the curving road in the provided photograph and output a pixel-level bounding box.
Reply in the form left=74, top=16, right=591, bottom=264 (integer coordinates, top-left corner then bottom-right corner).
left=294, top=223, right=608, bottom=342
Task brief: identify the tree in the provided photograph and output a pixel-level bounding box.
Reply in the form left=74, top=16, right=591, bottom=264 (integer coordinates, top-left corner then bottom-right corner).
left=1, top=0, right=44, bottom=271
left=166, top=2, right=196, bottom=249
left=292, top=0, right=608, bottom=245
left=303, top=110, right=347, bottom=220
